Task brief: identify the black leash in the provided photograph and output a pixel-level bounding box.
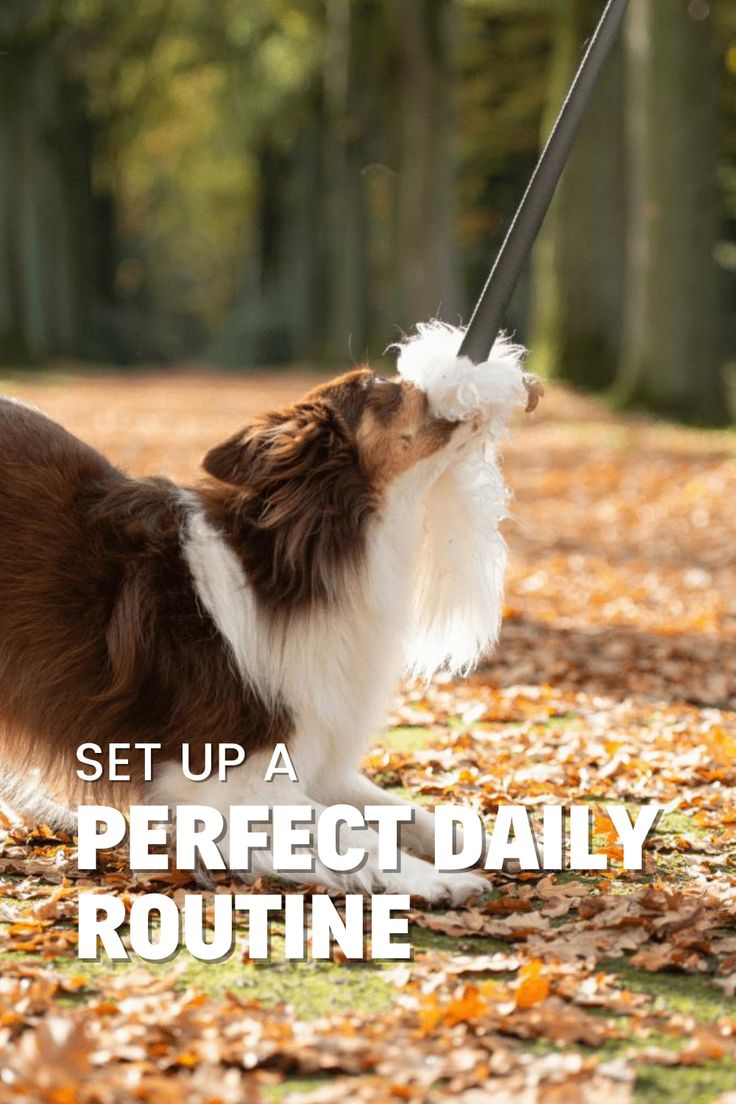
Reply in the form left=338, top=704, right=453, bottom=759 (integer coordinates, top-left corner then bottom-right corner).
left=459, top=0, right=630, bottom=365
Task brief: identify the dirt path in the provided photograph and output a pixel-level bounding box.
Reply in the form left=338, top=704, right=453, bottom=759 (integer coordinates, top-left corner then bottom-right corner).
left=1, top=371, right=734, bottom=1103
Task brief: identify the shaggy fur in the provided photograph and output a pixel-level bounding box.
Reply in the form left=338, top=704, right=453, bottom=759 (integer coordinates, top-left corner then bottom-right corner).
left=0, top=329, right=532, bottom=902
left=395, top=323, right=538, bottom=676
left=396, top=322, right=529, bottom=424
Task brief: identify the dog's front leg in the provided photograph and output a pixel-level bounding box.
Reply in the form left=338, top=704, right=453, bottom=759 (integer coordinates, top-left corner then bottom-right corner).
left=153, top=760, right=484, bottom=903
left=311, top=771, right=493, bottom=870
left=310, top=771, right=439, bottom=859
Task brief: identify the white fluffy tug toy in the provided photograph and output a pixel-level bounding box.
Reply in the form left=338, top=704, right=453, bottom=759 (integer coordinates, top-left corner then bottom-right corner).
left=397, top=320, right=540, bottom=425
left=395, top=321, right=542, bottom=680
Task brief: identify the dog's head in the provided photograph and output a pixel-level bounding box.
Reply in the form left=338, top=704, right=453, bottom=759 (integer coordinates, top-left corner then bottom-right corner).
left=201, top=369, right=463, bottom=608
left=201, top=332, right=532, bottom=662
left=202, top=369, right=458, bottom=492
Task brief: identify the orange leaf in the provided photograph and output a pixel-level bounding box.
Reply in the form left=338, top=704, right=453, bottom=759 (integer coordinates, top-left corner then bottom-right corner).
left=515, top=960, right=550, bottom=1009
left=442, top=984, right=488, bottom=1027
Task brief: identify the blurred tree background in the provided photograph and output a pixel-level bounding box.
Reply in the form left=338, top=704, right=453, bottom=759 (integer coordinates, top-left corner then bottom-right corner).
left=0, top=0, right=734, bottom=422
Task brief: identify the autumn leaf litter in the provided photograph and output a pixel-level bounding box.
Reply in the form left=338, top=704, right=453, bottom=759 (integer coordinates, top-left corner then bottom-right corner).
left=0, top=377, right=735, bottom=1103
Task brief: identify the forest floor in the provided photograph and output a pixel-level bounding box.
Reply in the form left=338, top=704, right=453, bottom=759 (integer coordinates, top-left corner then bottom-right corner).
left=0, top=369, right=735, bottom=1104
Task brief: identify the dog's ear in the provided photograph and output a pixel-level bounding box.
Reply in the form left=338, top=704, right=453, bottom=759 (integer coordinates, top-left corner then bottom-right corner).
left=201, top=431, right=248, bottom=485
left=202, top=398, right=376, bottom=606
left=202, top=402, right=346, bottom=488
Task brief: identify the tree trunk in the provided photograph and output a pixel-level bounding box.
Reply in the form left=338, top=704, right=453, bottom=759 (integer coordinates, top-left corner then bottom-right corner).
left=285, top=119, right=323, bottom=359
left=617, top=0, right=725, bottom=422
left=529, top=0, right=625, bottom=388
left=321, top=0, right=369, bottom=363
left=0, top=3, right=92, bottom=363
left=391, top=0, right=460, bottom=332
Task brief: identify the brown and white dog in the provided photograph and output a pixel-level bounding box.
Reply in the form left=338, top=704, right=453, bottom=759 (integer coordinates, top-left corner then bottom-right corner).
left=0, top=325, right=537, bottom=903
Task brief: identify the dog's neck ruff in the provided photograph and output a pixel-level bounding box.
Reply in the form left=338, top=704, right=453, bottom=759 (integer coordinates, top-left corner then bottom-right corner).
left=179, top=481, right=424, bottom=771
left=179, top=494, right=261, bottom=685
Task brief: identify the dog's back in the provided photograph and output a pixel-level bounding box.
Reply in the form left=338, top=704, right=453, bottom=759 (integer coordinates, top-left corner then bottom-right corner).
left=0, top=398, right=288, bottom=816
left=0, top=399, right=126, bottom=808
left=0, top=398, right=122, bottom=681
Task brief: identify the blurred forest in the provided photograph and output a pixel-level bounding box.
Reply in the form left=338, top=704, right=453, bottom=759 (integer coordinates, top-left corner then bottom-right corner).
left=0, top=0, right=734, bottom=422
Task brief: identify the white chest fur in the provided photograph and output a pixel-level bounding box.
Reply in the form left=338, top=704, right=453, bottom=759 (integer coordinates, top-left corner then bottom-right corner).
left=180, top=468, right=432, bottom=779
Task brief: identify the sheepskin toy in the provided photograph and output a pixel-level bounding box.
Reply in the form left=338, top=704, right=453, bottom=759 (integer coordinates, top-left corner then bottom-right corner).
left=394, top=322, right=541, bottom=679
left=396, top=320, right=535, bottom=425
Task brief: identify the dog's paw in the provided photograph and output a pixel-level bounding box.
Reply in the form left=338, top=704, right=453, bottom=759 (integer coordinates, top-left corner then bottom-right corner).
left=384, top=870, right=488, bottom=907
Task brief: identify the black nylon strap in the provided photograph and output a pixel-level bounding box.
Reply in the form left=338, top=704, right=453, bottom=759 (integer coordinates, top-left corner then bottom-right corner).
left=459, top=0, right=630, bottom=365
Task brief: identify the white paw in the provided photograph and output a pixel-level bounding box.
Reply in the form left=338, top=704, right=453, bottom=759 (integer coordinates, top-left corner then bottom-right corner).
left=384, top=870, right=488, bottom=906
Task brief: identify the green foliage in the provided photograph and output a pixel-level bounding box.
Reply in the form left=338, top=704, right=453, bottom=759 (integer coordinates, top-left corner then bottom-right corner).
left=46, top=0, right=327, bottom=342
left=0, top=0, right=734, bottom=415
